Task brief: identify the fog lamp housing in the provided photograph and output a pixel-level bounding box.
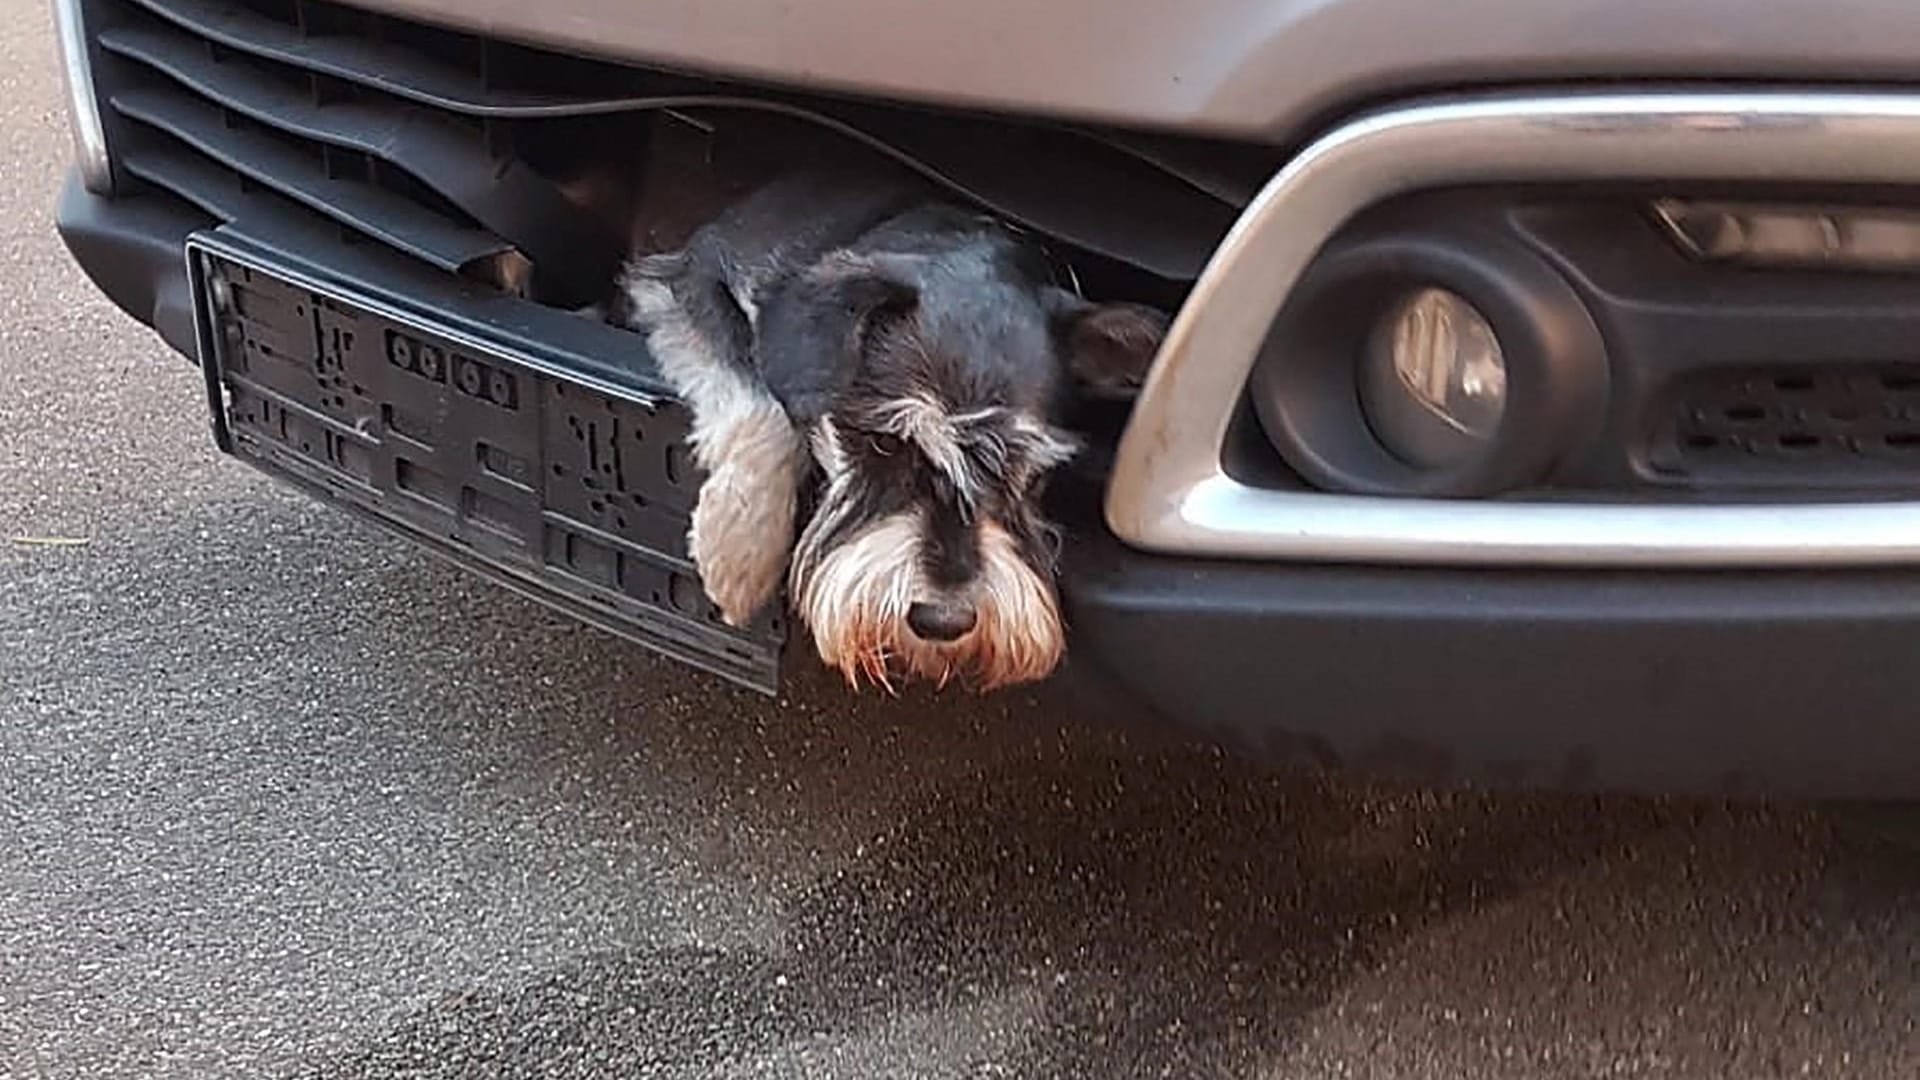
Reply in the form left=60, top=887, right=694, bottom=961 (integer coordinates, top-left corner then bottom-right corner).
left=1249, top=225, right=1607, bottom=498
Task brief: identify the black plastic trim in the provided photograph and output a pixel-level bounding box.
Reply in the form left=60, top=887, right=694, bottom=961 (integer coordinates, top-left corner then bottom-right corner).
left=1061, top=519, right=1920, bottom=799
left=94, top=0, right=1239, bottom=285
left=1249, top=218, right=1610, bottom=497
left=99, top=21, right=618, bottom=305
left=122, top=0, right=623, bottom=117
left=1509, top=197, right=1920, bottom=494
left=186, top=222, right=786, bottom=693
left=111, top=86, right=516, bottom=274
left=54, top=171, right=204, bottom=358
left=120, top=145, right=262, bottom=224
left=1227, top=186, right=1920, bottom=501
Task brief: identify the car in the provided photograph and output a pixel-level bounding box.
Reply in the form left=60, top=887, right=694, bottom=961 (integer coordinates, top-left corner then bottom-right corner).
left=49, top=0, right=1920, bottom=798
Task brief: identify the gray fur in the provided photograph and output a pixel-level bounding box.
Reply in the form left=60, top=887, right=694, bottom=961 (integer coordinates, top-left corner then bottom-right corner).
left=612, top=164, right=1169, bottom=688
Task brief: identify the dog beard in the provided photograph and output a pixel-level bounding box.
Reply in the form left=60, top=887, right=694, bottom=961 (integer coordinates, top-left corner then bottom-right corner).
left=789, top=507, right=1066, bottom=693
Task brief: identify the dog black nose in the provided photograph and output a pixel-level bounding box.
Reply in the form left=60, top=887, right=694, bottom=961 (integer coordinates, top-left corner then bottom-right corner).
left=906, top=601, right=977, bottom=642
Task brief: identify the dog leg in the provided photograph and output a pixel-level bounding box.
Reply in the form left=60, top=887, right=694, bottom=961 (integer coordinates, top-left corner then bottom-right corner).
left=621, top=264, right=804, bottom=627
left=685, top=400, right=805, bottom=627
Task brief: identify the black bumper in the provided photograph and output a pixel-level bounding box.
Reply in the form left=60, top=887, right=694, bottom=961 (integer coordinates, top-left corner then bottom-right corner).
left=59, top=175, right=1920, bottom=799
left=1063, top=531, right=1920, bottom=798
left=56, top=173, right=205, bottom=362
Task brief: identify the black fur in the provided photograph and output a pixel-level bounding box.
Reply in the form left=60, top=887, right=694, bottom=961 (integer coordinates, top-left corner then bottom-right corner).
left=616, top=161, right=1167, bottom=658
left=754, top=253, right=919, bottom=422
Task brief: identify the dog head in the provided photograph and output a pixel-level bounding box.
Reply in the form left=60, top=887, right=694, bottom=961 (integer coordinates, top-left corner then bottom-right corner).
left=757, top=206, right=1168, bottom=691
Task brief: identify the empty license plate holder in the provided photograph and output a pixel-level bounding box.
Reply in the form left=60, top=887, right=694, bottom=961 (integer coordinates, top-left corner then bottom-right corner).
left=187, top=228, right=785, bottom=694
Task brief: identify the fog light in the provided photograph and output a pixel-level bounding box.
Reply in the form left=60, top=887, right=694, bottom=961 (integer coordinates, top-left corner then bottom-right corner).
left=1359, top=287, right=1507, bottom=469
left=1653, top=199, right=1920, bottom=272
left=1251, top=224, right=1605, bottom=498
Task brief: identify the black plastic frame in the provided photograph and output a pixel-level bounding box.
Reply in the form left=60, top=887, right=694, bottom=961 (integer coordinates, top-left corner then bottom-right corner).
left=187, top=221, right=787, bottom=695
left=1510, top=196, right=1920, bottom=495
left=1223, top=186, right=1920, bottom=501
left=1058, top=514, right=1920, bottom=799
left=1249, top=220, right=1610, bottom=497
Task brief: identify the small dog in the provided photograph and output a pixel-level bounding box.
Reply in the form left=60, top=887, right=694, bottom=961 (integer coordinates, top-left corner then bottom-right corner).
left=611, top=166, right=1168, bottom=690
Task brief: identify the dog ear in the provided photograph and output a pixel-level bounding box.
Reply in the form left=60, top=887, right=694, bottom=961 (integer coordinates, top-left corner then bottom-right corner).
left=1044, top=289, right=1169, bottom=396
left=755, top=252, right=924, bottom=422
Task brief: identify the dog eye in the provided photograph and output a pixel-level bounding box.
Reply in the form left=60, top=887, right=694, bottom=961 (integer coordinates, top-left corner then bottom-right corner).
left=868, top=432, right=904, bottom=456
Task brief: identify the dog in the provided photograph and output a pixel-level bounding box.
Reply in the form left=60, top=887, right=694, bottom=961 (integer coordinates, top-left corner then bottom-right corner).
left=609, top=165, right=1168, bottom=691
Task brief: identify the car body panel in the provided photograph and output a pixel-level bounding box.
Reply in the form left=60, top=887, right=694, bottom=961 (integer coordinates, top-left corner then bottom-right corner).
left=353, top=0, right=1920, bottom=138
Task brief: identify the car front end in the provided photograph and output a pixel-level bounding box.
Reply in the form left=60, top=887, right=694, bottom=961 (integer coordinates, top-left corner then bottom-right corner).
left=49, top=0, right=1920, bottom=797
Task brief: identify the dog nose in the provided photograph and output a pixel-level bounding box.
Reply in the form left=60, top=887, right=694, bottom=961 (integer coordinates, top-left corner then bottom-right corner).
left=906, top=601, right=977, bottom=643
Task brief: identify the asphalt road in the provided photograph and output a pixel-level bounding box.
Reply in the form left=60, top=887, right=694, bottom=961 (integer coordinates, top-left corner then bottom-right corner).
left=4, top=4, right=1920, bottom=1077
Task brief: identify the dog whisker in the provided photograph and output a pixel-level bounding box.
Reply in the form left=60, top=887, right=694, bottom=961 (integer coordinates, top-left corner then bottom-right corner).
left=862, top=647, right=898, bottom=696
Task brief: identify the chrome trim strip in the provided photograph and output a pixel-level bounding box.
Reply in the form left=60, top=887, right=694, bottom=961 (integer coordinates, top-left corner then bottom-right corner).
left=1105, top=90, right=1920, bottom=567
left=51, top=0, right=112, bottom=193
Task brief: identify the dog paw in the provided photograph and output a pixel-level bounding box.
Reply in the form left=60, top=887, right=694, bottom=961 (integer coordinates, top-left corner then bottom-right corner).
left=689, top=464, right=795, bottom=627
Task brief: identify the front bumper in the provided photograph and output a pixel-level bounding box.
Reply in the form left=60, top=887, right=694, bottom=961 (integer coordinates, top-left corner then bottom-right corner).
left=59, top=172, right=1920, bottom=799
left=1066, top=523, right=1920, bottom=798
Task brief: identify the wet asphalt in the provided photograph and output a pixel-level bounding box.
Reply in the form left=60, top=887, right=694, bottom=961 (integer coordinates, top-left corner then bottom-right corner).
left=4, top=2, right=1920, bottom=1077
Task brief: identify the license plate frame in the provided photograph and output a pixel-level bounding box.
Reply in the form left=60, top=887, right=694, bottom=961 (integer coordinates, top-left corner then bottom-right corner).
left=187, top=227, right=785, bottom=694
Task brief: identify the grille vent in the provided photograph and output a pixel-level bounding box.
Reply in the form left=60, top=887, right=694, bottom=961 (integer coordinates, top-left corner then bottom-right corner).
left=1649, top=365, right=1920, bottom=488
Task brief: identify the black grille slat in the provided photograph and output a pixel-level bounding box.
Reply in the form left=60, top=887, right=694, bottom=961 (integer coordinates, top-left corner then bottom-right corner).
left=109, top=3, right=1232, bottom=279
left=92, top=0, right=1243, bottom=298
left=111, top=86, right=517, bottom=274
left=119, top=144, right=257, bottom=223
left=99, top=20, right=620, bottom=304
left=122, top=0, right=643, bottom=117
left=120, top=142, right=364, bottom=245
left=121, top=142, right=416, bottom=259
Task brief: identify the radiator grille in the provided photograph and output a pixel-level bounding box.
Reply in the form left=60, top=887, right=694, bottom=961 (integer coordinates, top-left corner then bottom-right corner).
left=86, top=0, right=678, bottom=307
left=77, top=0, right=1250, bottom=306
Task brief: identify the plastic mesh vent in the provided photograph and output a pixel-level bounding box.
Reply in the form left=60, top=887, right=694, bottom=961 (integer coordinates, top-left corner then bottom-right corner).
left=1648, top=365, right=1920, bottom=489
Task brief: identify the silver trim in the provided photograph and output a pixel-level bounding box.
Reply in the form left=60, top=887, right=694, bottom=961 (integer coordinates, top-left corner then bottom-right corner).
left=1105, top=89, right=1920, bottom=568
left=51, top=0, right=112, bottom=193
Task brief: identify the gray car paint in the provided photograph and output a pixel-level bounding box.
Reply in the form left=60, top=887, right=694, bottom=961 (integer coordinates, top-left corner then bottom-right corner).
left=355, top=0, right=1918, bottom=141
